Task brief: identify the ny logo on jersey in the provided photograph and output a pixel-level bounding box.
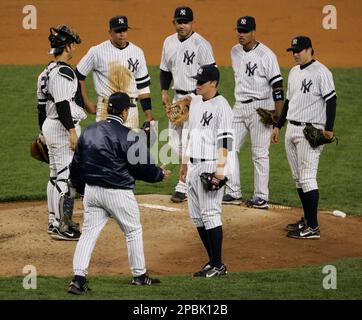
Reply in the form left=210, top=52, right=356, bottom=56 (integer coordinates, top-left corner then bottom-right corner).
left=128, top=58, right=139, bottom=72
left=245, top=61, right=258, bottom=76
left=300, top=78, right=313, bottom=93
left=200, top=111, right=213, bottom=127
left=183, top=50, right=195, bottom=65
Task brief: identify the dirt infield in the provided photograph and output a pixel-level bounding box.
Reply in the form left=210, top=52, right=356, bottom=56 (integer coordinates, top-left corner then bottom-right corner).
left=0, top=0, right=361, bottom=67
left=1, top=195, right=362, bottom=277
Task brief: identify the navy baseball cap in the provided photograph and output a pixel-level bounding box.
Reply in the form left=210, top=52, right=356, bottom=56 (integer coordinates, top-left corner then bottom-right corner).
left=174, top=6, right=193, bottom=21
left=236, top=16, right=256, bottom=33
left=287, top=36, right=313, bottom=52
left=109, top=16, right=130, bottom=31
left=108, top=92, right=135, bottom=114
left=192, top=64, right=220, bottom=82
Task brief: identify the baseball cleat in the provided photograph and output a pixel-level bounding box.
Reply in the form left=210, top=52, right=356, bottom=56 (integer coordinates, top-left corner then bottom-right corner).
left=68, top=278, right=91, bottom=295
left=285, top=217, right=306, bottom=232
left=47, top=223, right=57, bottom=234
left=204, top=265, right=228, bottom=278
left=132, top=273, right=161, bottom=285
left=287, top=226, right=320, bottom=239
left=222, top=194, right=243, bottom=205
left=170, top=192, right=187, bottom=203
left=50, top=227, right=81, bottom=241
left=193, top=263, right=212, bottom=277
left=246, top=197, right=269, bottom=209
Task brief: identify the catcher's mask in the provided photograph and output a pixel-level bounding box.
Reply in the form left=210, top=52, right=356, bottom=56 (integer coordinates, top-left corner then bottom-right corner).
left=48, top=25, right=81, bottom=55
left=107, top=92, right=134, bottom=115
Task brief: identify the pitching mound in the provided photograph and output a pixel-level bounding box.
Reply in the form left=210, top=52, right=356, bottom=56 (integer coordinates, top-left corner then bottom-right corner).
left=1, top=195, right=362, bottom=277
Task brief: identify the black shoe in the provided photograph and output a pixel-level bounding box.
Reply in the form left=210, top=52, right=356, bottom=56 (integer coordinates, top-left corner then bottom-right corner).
left=285, top=217, right=306, bottom=231
left=287, top=226, right=320, bottom=239
left=68, top=279, right=91, bottom=295
left=50, top=226, right=81, bottom=241
left=193, top=263, right=212, bottom=277
left=204, top=264, right=228, bottom=278
left=132, top=273, right=161, bottom=285
left=222, top=194, right=243, bottom=205
left=246, top=197, right=269, bottom=209
left=170, top=192, right=187, bottom=203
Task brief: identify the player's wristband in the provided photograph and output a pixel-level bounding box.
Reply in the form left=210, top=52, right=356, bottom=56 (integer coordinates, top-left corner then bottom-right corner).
left=140, top=98, right=152, bottom=111
left=273, top=88, right=284, bottom=101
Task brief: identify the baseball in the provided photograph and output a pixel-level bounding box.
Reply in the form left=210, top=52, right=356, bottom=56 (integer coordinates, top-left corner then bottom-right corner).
left=332, top=210, right=346, bottom=218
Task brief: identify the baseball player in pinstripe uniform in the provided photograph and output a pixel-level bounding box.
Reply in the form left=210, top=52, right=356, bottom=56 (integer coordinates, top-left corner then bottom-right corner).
left=68, top=92, right=170, bottom=294
left=37, top=25, right=95, bottom=240
left=76, top=16, right=155, bottom=129
left=223, top=16, right=284, bottom=209
left=160, top=6, right=216, bottom=203
left=272, top=36, right=337, bottom=239
left=180, top=64, right=233, bottom=277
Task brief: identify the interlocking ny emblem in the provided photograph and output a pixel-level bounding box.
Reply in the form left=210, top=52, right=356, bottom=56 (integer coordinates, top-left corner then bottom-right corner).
left=180, top=9, right=186, bottom=15
left=200, top=111, right=213, bottom=126
left=301, top=79, right=313, bottom=93
left=245, top=61, right=258, bottom=76
left=128, top=58, right=139, bottom=72
left=183, top=50, right=195, bottom=65
left=118, top=18, right=124, bottom=24
left=240, top=18, right=247, bottom=25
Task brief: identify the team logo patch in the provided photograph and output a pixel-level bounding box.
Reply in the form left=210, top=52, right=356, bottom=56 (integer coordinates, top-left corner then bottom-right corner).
left=119, top=18, right=124, bottom=25
left=128, top=58, right=139, bottom=72
left=245, top=61, right=258, bottom=76
left=292, top=38, right=298, bottom=45
left=240, top=18, right=247, bottom=25
left=183, top=50, right=195, bottom=65
left=180, top=9, right=186, bottom=15
left=301, top=79, right=313, bottom=93
left=200, top=111, right=213, bottom=126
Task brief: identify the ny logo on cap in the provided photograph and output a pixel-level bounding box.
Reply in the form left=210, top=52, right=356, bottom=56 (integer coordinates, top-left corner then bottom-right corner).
left=197, top=68, right=203, bottom=75
left=118, top=18, right=124, bottom=24
left=240, top=19, right=247, bottom=25
left=180, top=9, right=186, bottom=15
left=292, top=38, right=298, bottom=45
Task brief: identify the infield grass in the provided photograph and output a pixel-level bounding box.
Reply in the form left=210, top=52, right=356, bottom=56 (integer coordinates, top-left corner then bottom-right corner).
left=1, top=257, right=361, bottom=300
left=0, top=66, right=361, bottom=215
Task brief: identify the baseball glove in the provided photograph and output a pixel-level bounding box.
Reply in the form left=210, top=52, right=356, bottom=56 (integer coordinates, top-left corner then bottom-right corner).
left=256, top=108, right=277, bottom=126
left=303, top=124, right=338, bottom=148
left=165, top=96, right=192, bottom=127
left=200, top=172, right=228, bottom=191
left=30, top=133, right=49, bottom=163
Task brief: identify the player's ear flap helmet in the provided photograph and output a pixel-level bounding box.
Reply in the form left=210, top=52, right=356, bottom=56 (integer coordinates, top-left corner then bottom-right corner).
left=48, top=25, right=81, bottom=54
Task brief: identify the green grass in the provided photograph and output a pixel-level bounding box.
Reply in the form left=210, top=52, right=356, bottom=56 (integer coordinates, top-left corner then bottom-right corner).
left=1, top=258, right=362, bottom=300
left=0, top=66, right=361, bottom=215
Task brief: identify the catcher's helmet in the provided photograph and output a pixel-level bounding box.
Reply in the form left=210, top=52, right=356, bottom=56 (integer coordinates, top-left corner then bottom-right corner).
left=48, top=25, right=81, bottom=54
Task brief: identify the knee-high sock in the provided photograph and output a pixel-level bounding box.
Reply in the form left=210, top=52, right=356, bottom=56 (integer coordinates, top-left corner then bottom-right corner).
left=303, top=189, right=319, bottom=229
left=206, top=226, right=223, bottom=268
left=297, top=188, right=307, bottom=222
left=197, top=227, right=211, bottom=262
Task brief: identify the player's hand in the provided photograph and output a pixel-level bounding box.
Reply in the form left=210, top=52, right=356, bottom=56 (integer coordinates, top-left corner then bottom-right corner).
left=85, top=101, right=97, bottom=114
left=69, top=129, right=78, bottom=151
left=162, top=91, right=171, bottom=106
left=160, top=164, right=171, bottom=180
left=179, top=163, right=188, bottom=183
left=324, top=130, right=334, bottom=140
left=271, top=127, right=280, bottom=144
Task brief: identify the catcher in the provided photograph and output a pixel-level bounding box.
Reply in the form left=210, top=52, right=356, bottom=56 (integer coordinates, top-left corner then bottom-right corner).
left=272, top=35, right=337, bottom=240
left=179, top=64, right=233, bottom=278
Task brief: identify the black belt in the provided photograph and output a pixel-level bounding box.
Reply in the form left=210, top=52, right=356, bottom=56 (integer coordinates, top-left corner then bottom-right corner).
left=289, top=120, right=312, bottom=126
left=175, top=90, right=196, bottom=95
left=190, top=158, right=215, bottom=164
left=241, top=99, right=253, bottom=104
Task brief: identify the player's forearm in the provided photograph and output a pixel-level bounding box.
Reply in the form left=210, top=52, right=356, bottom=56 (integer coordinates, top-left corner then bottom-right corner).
left=79, top=80, right=96, bottom=113
left=216, top=148, right=228, bottom=177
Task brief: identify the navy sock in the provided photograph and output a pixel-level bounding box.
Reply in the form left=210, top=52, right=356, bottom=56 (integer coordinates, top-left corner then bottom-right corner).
left=303, top=189, right=319, bottom=229
left=74, top=275, right=86, bottom=286
left=197, top=227, right=211, bottom=262
left=297, top=188, right=307, bottom=222
left=206, top=226, right=223, bottom=268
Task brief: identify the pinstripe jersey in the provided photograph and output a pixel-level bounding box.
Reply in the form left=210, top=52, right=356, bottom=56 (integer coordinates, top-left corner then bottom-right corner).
left=37, top=62, right=87, bottom=121
left=286, top=60, right=336, bottom=124
left=77, top=40, right=150, bottom=99
left=160, top=32, right=215, bottom=92
left=185, top=94, right=233, bottom=160
left=231, top=42, right=282, bottom=109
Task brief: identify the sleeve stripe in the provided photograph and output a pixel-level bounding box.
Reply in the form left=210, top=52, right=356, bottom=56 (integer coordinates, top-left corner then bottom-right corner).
left=217, top=132, right=233, bottom=138
left=38, top=98, right=47, bottom=102
left=269, top=74, right=283, bottom=85
left=136, top=75, right=150, bottom=82
left=137, top=80, right=151, bottom=90
left=217, top=134, right=233, bottom=140
left=323, top=90, right=336, bottom=101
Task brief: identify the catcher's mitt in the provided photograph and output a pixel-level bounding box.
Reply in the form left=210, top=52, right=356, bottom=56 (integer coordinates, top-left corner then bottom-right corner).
left=256, top=108, right=277, bottom=126
left=303, top=124, right=338, bottom=148
left=165, top=96, right=192, bottom=127
left=200, top=172, right=228, bottom=191
left=30, top=133, right=49, bottom=163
